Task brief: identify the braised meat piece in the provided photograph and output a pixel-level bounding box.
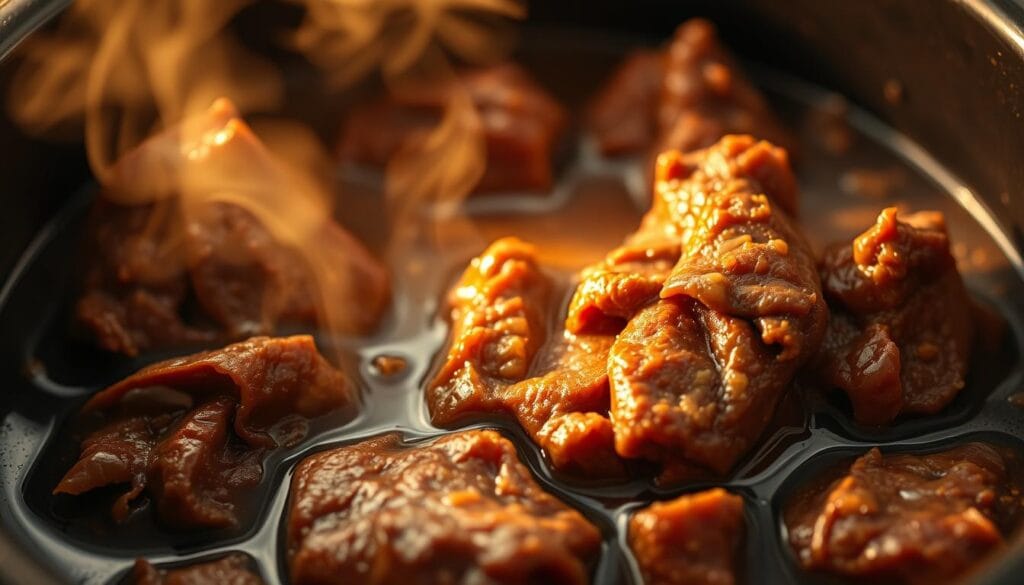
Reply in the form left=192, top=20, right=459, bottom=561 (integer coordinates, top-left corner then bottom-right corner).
left=506, top=333, right=623, bottom=475
left=608, top=137, right=825, bottom=473
left=77, top=99, right=390, bottom=357
left=55, top=335, right=356, bottom=529
left=430, top=136, right=820, bottom=477
left=339, top=63, right=567, bottom=194
left=427, top=238, right=622, bottom=475
left=818, top=208, right=973, bottom=424
left=565, top=240, right=676, bottom=336
left=629, top=489, right=745, bottom=585
left=784, top=444, right=1022, bottom=585
left=586, top=19, right=792, bottom=158
left=286, top=429, right=602, bottom=585
left=428, top=237, right=552, bottom=424
left=131, top=554, right=263, bottom=585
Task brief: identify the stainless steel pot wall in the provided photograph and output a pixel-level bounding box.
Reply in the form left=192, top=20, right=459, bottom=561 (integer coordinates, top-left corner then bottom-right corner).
left=1, top=1, right=1023, bottom=584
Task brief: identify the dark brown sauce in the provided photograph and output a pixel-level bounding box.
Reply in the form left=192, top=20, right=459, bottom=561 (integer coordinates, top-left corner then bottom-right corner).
left=1, top=34, right=1023, bottom=585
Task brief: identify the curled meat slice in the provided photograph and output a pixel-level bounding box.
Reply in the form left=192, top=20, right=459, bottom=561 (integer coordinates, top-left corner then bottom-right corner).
left=286, top=429, right=602, bottom=585
left=506, top=334, right=623, bottom=475
left=132, top=554, right=264, bottom=585
left=649, top=134, right=799, bottom=236
left=784, top=444, right=1020, bottom=585
left=819, top=208, right=974, bottom=424
left=658, top=140, right=821, bottom=338
left=84, top=335, right=356, bottom=445
left=566, top=268, right=664, bottom=335
left=586, top=19, right=793, bottom=158
left=145, top=397, right=262, bottom=529
left=55, top=335, right=355, bottom=529
left=429, top=239, right=623, bottom=475
left=77, top=99, right=389, bottom=357
left=428, top=237, right=551, bottom=424
left=610, top=137, right=825, bottom=473
left=629, top=488, right=745, bottom=585
left=566, top=222, right=682, bottom=337
left=340, top=63, right=567, bottom=194
left=610, top=299, right=793, bottom=472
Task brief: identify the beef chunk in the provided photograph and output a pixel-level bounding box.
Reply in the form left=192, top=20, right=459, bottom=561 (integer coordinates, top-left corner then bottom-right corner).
left=818, top=208, right=973, bottom=424
left=286, top=429, right=602, bottom=585
left=608, top=137, right=825, bottom=473
left=77, top=99, right=390, bottom=357
left=428, top=237, right=552, bottom=424
left=55, top=335, right=355, bottom=529
left=629, top=489, right=744, bottom=585
left=506, top=333, right=623, bottom=475
left=339, top=63, right=567, bottom=194
left=428, top=238, right=622, bottom=476
left=586, top=19, right=793, bottom=158
left=656, top=19, right=794, bottom=156
left=429, top=136, right=820, bottom=478
left=131, top=554, right=263, bottom=585
left=784, top=444, right=1022, bottom=584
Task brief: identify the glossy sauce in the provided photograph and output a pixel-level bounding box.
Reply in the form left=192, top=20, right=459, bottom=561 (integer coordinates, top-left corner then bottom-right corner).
left=0, top=33, right=1023, bottom=585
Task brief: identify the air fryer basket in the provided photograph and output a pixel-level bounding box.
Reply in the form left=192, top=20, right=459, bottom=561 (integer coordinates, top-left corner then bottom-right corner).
left=2, top=1, right=1024, bottom=584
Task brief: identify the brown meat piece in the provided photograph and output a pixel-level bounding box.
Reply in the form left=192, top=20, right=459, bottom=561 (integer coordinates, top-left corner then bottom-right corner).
left=55, top=335, right=355, bottom=529
left=75, top=201, right=217, bottom=355
left=432, top=136, right=817, bottom=477
left=586, top=19, right=793, bottom=158
left=656, top=19, right=794, bottom=156
left=608, top=137, right=825, bottom=473
left=565, top=257, right=669, bottom=336
left=131, top=554, right=264, bottom=585
left=339, top=63, right=567, bottom=194
left=818, top=208, right=974, bottom=424
left=77, top=100, right=390, bottom=357
left=428, top=237, right=551, bottom=424
left=505, top=333, right=623, bottom=475
left=647, top=134, right=799, bottom=227
left=784, top=443, right=1021, bottom=584
left=286, top=429, right=602, bottom=585
left=610, top=299, right=779, bottom=472
left=629, top=488, right=745, bottom=585
left=564, top=174, right=690, bottom=337
left=428, top=239, right=623, bottom=475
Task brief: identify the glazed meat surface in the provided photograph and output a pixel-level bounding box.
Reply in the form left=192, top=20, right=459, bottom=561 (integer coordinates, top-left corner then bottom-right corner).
left=430, top=135, right=823, bottom=477
left=587, top=19, right=792, bottom=158
left=339, top=63, right=567, bottom=194
left=608, top=137, right=825, bottom=473
left=286, top=429, right=602, bottom=585
left=77, top=100, right=390, bottom=357
left=784, top=443, right=1021, bottom=584
left=427, top=238, right=622, bottom=475
left=428, top=237, right=552, bottom=424
left=55, top=335, right=356, bottom=529
left=131, top=554, right=264, bottom=585
left=629, top=488, right=745, bottom=585
left=818, top=208, right=974, bottom=424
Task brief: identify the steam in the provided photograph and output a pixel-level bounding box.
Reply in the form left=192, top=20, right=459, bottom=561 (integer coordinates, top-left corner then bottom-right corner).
left=9, top=0, right=282, bottom=183
left=6, top=0, right=375, bottom=341
left=6, top=0, right=525, bottom=342
left=290, top=0, right=524, bottom=88
left=291, top=0, right=524, bottom=217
